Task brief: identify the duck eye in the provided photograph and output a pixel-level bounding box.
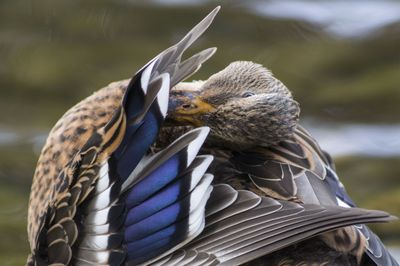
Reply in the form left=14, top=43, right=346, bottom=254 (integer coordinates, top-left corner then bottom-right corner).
left=242, top=91, right=254, bottom=98
left=182, top=103, right=197, bottom=109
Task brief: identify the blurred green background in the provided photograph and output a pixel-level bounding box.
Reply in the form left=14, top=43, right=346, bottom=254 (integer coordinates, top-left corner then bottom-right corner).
left=0, top=0, right=399, bottom=264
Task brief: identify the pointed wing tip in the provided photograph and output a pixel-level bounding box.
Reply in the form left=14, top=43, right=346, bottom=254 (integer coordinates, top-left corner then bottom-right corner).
left=182, top=6, right=221, bottom=46
left=195, top=126, right=210, bottom=137
left=369, top=210, right=398, bottom=222
left=183, top=127, right=210, bottom=142
left=198, top=154, right=214, bottom=166
left=211, top=6, right=221, bottom=16
left=199, top=5, right=220, bottom=34
left=191, top=126, right=210, bottom=147
left=200, top=6, right=221, bottom=28
left=203, top=47, right=218, bottom=62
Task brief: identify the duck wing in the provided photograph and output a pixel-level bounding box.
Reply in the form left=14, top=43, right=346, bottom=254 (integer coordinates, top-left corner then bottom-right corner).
left=27, top=7, right=219, bottom=265
left=232, top=125, right=399, bottom=265
left=153, top=184, right=395, bottom=265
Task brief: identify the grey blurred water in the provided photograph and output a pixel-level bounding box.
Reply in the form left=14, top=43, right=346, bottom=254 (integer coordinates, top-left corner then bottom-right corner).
left=3, top=122, right=400, bottom=158
left=248, top=0, right=400, bottom=37
left=148, top=0, right=400, bottom=38
left=305, top=122, right=400, bottom=157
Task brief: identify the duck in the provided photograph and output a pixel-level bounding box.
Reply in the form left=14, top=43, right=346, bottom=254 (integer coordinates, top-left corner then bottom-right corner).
left=26, top=7, right=396, bottom=266
left=164, top=61, right=399, bottom=265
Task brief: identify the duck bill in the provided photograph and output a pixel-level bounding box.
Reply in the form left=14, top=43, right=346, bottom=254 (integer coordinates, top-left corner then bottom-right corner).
left=167, top=86, right=215, bottom=127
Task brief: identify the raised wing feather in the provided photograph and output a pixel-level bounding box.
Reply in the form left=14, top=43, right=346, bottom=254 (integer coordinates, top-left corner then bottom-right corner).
left=27, top=7, right=219, bottom=265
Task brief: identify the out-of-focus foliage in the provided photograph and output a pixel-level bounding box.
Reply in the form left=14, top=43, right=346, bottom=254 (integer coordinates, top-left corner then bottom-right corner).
left=0, top=0, right=399, bottom=264
left=1, top=0, right=399, bottom=129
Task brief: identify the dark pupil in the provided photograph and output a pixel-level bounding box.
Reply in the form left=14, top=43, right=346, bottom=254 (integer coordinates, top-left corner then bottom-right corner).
left=243, top=92, right=254, bottom=98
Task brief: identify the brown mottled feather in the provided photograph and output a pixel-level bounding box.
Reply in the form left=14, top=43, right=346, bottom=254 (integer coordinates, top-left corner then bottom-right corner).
left=39, top=106, right=126, bottom=264
left=27, top=79, right=128, bottom=257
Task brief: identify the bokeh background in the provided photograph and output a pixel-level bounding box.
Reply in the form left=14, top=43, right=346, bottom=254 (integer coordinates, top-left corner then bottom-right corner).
left=1, top=0, right=399, bottom=264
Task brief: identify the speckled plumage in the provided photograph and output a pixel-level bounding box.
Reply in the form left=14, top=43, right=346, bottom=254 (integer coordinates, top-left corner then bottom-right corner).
left=27, top=80, right=128, bottom=262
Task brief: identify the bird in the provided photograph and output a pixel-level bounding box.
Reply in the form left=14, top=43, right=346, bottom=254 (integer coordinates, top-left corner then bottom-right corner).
left=164, top=60, right=399, bottom=265
left=26, top=7, right=396, bottom=266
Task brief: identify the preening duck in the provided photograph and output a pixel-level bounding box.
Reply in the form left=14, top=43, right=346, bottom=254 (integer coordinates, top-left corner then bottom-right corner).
left=27, top=7, right=397, bottom=266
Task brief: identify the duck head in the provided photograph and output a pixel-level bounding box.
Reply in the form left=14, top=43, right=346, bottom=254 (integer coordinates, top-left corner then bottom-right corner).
left=167, top=61, right=300, bottom=149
